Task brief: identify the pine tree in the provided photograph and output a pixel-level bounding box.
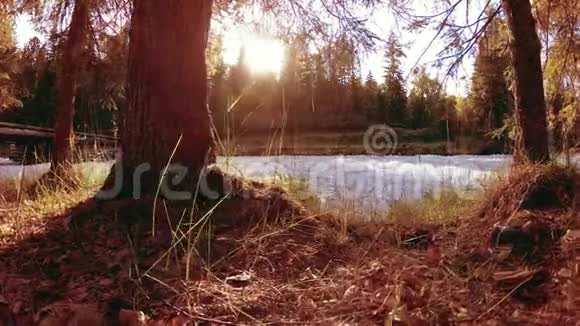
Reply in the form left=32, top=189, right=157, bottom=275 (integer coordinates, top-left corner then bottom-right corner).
left=298, top=45, right=315, bottom=116
left=16, top=0, right=133, bottom=169
left=383, top=33, right=407, bottom=126
left=312, top=53, right=327, bottom=112
left=536, top=0, right=579, bottom=152
left=408, top=68, right=445, bottom=130
left=466, top=16, right=512, bottom=135
left=363, top=72, right=379, bottom=122
left=102, top=0, right=215, bottom=198
left=52, top=0, right=91, bottom=169
left=229, top=46, right=250, bottom=97
left=0, top=5, right=21, bottom=110
left=501, top=0, right=550, bottom=162
left=349, top=60, right=363, bottom=119
left=208, top=34, right=227, bottom=134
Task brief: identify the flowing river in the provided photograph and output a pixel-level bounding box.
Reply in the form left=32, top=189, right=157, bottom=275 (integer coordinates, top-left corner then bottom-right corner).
left=0, top=155, right=520, bottom=208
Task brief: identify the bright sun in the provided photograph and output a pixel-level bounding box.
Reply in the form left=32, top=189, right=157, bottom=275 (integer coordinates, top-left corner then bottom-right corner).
left=224, top=32, right=285, bottom=78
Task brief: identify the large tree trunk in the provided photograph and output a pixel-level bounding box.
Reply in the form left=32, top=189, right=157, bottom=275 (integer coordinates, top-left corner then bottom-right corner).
left=501, top=0, right=550, bottom=162
left=53, top=0, right=90, bottom=169
left=101, top=0, right=214, bottom=199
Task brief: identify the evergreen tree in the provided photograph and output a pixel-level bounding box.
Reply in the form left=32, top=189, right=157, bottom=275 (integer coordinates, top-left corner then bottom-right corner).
left=208, top=34, right=227, bottom=133
left=312, top=53, right=327, bottom=112
left=363, top=72, right=379, bottom=122
left=102, top=0, right=214, bottom=197
left=536, top=0, right=579, bottom=152
left=349, top=60, right=363, bottom=121
left=52, top=0, right=91, bottom=168
left=16, top=64, right=57, bottom=127
left=501, top=0, right=550, bottom=161
left=229, top=46, right=250, bottom=97
left=0, top=5, right=21, bottom=110
left=408, top=68, right=446, bottom=130
left=466, top=17, right=512, bottom=135
left=383, top=33, right=407, bottom=126
left=298, top=44, right=315, bottom=116
left=544, top=37, right=578, bottom=153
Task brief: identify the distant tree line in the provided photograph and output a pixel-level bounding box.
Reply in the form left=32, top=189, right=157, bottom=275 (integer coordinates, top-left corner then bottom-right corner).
left=0, top=3, right=577, bottom=155
left=0, top=28, right=126, bottom=135
left=208, top=32, right=460, bottom=142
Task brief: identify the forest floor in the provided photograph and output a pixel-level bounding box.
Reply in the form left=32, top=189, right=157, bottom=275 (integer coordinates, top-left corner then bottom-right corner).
left=0, top=163, right=578, bottom=325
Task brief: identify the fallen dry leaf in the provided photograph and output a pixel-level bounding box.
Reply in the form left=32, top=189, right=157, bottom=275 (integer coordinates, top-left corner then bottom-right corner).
left=147, top=315, right=189, bottom=326
left=225, top=271, right=252, bottom=287
left=119, top=309, right=147, bottom=326
left=35, top=303, right=104, bottom=326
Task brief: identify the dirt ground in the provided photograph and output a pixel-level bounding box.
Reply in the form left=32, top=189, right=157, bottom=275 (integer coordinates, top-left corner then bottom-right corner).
left=0, top=164, right=578, bottom=325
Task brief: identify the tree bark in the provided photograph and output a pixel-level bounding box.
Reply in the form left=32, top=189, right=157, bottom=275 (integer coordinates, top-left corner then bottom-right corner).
left=53, top=0, right=90, bottom=168
left=501, top=0, right=550, bottom=162
left=102, top=0, right=215, bottom=199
